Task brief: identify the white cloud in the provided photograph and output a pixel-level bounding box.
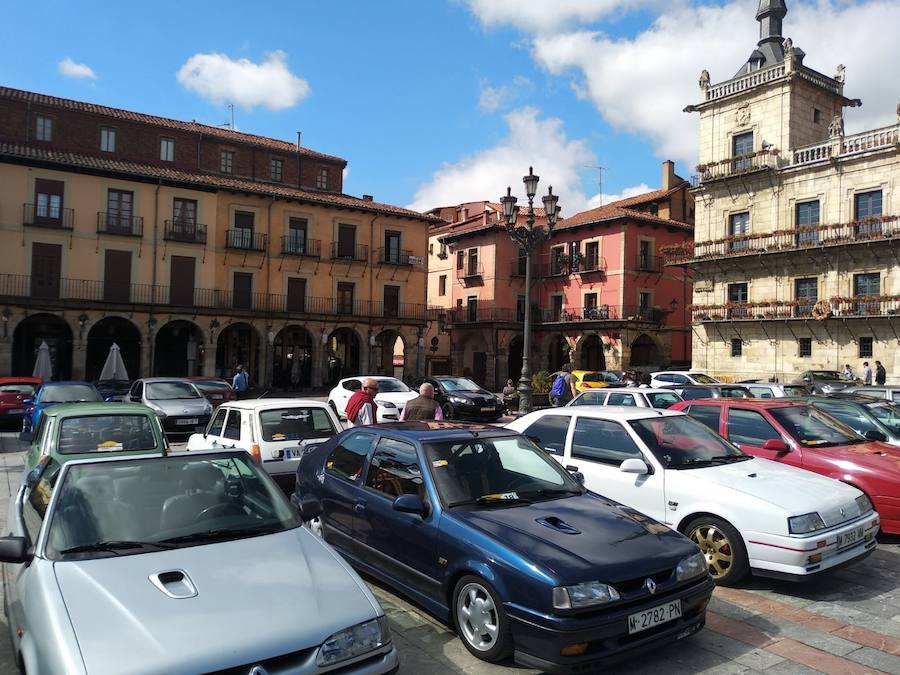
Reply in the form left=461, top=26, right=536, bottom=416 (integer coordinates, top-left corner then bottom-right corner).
left=477, top=76, right=532, bottom=113
left=530, top=0, right=900, bottom=166
left=408, top=107, right=596, bottom=214
left=58, top=57, right=97, bottom=80
left=463, top=0, right=657, bottom=33
left=176, top=50, right=310, bottom=111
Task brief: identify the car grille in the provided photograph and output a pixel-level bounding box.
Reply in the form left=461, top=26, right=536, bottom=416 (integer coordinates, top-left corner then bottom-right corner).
left=205, top=647, right=316, bottom=674
left=820, top=500, right=866, bottom=528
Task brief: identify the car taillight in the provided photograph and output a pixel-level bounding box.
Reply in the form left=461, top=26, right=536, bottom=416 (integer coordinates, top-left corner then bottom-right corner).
left=250, top=443, right=262, bottom=464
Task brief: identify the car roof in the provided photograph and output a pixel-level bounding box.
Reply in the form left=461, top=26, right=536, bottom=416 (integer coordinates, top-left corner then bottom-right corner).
left=216, top=398, right=330, bottom=411
left=575, top=387, right=678, bottom=395
left=0, top=376, right=42, bottom=384
left=134, top=377, right=195, bottom=383
left=531, top=406, right=682, bottom=420
left=40, top=380, right=94, bottom=387
left=61, top=447, right=246, bottom=467
left=339, top=375, right=402, bottom=382
left=682, top=399, right=809, bottom=409
left=362, top=421, right=516, bottom=441
left=674, top=383, right=749, bottom=389
left=42, top=402, right=156, bottom=417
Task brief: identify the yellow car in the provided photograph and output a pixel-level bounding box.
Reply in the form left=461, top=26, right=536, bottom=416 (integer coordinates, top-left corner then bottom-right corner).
left=572, top=370, right=613, bottom=393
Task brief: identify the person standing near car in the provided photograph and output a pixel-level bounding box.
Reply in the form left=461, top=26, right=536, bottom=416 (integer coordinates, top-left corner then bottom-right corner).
left=863, top=361, right=873, bottom=385
left=876, top=360, right=887, bottom=385
left=232, top=364, right=250, bottom=399
left=345, top=378, right=378, bottom=427
left=400, top=382, right=444, bottom=421
left=843, top=363, right=855, bottom=380
left=552, top=363, right=577, bottom=407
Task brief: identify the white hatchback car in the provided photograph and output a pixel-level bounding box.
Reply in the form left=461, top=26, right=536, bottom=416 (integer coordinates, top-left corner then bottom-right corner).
left=568, top=388, right=683, bottom=409
left=327, top=376, right=418, bottom=423
left=650, top=371, right=720, bottom=388
left=508, top=407, right=879, bottom=585
left=188, top=399, right=341, bottom=492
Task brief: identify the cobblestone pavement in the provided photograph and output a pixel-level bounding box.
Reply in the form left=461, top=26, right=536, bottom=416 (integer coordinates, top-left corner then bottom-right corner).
left=2, top=427, right=900, bottom=674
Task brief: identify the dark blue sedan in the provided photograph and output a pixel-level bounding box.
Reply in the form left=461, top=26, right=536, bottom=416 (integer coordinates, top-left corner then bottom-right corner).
left=294, top=422, right=714, bottom=673
left=21, top=381, right=103, bottom=435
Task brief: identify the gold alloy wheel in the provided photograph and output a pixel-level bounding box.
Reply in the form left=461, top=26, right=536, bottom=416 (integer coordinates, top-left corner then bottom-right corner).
left=689, top=524, right=734, bottom=579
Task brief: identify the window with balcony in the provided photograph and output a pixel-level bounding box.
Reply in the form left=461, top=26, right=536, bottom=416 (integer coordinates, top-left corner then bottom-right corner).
left=794, top=278, right=817, bottom=317
left=287, top=277, right=306, bottom=313
left=317, top=167, right=329, bottom=190
left=337, top=282, right=355, bottom=314
left=551, top=295, right=564, bottom=321
left=100, top=127, right=116, bottom=153
left=854, top=273, right=880, bottom=315
left=171, top=198, right=198, bottom=241
left=732, top=131, right=753, bottom=171
left=286, top=218, right=308, bottom=254
left=384, top=231, right=403, bottom=264
left=550, top=246, right=566, bottom=275
left=36, top=115, right=52, bottom=142
left=855, top=190, right=883, bottom=237
left=233, top=272, right=252, bottom=310
left=515, top=248, right=527, bottom=276
left=638, top=240, right=653, bottom=270
left=859, top=336, right=873, bottom=358
left=727, top=282, right=748, bottom=318
left=384, top=285, right=400, bottom=318
left=584, top=241, right=599, bottom=271
left=337, top=224, right=356, bottom=258
left=220, top=150, right=234, bottom=174
left=585, top=293, right=598, bottom=312
left=729, top=212, right=750, bottom=251
left=270, top=158, right=283, bottom=182
left=160, top=137, right=175, bottom=162
left=730, top=338, right=742, bottom=357
left=467, top=296, right=478, bottom=323
left=233, top=211, right=255, bottom=249
left=456, top=250, right=465, bottom=270
left=798, top=338, right=812, bottom=358
left=639, top=292, right=652, bottom=318
left=33, top=179, right=64, bottom=226
left=467, top=248, right=478, bottom=276
left=796, top=200, right=820, bottom=246
left=105, top=189, right=135, bottom=234
left=438, top=275, right=446, bottom=296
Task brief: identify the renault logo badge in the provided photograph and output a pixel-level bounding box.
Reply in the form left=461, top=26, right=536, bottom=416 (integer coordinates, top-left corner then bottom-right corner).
left=644, top=578, right=657, bottom=595
left=248, top=667, right=268, bottom=675
left=840, top=507, right=845, bottom=517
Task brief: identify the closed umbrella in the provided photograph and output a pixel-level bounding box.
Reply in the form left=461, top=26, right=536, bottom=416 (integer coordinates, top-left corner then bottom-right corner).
left=99, top=342, right=129, bottom=381
left=32, top=341, right=53, bottom=381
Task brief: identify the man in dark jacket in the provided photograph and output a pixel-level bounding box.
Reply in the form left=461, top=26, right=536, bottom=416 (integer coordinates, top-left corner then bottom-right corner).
left=400, top=383, right=444, bottom=421
left=875, top=360, right=887, bottom=385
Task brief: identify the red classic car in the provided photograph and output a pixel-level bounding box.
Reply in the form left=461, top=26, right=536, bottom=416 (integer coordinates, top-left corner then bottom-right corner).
left=671, top=398, right=900, bottom=534
left=0, top=377, right=42, bottom=420
left=187, top=376, right=237, bottom=407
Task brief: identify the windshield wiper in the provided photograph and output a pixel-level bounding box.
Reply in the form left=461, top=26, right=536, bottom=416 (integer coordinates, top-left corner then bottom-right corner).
left=447, top=495, right=533, bottom=508
left=522, top=487, right=583, bottom=500
left=60, top=540, right=176, bottom=555
left=708, top=455, right=753, bottom=463
left=159, top=524, right=283, bottom=545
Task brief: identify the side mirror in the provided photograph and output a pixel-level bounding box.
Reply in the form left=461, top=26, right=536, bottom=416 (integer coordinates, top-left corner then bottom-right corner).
left=864, top=430, right=887, bottom=442
left=565, top=465, right=586, bottom=485
left=290, top=494, right=323, bottom=522
left=0, top=537, right=28, bottom=564
left=392, top=494, right=428, bottom=517
left=22, top=398, right=33, bottom=406
left=803, top=377, right=812, bottom=383
left=619, top=458, right=649, bottom=475
left=762, top=439, right=789, bottom=452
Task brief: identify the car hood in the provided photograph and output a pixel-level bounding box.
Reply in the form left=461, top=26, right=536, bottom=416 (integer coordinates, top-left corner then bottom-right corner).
left=54, top=529, right=381, bottom=675
left=374, top=391, right=418, bottom=407
left=152, top=398, right=209, bottom=415
left=450, top=494, right=696, bottom=584
left=814, top=440, right=900, bottom=477
left=444, top=389, right=497, bottom=402
left=671, top=458, right=864, bottom=523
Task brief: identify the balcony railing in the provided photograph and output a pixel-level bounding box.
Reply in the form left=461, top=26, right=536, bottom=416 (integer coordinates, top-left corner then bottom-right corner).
left=704, top=62, right=786, bottom=102
left=280, top=236, right=321, bottom=258
left=535, top=305, right=665, bottom=324
left=369, top=301, right=428, bottom=321
left=97, top=212, right=143, bottom=237
left=574, top=255, right=606, bottom=274
left=455, top=262, right=484, bottom=279
left=377, top=247, right=413, bottom=266
left=225, top=229, right=267, bottom=251
left=23, top=203, right=74, bottom=230
left=510, top=259, right=527, bottom=277
left=696, top=150, right=780, bottom=182
left=691, top=296, right=900, bottom=322
left=447, top=308, right=522, bottom=324
left=791, top=124, right=900, bottom=167
left=633, top=255, right=661, bottom=273
left=164, top=220, right=207, bottom=244
left=662, top=215, right=900, bottom=265
left=330, top=242, right=369, bottom=261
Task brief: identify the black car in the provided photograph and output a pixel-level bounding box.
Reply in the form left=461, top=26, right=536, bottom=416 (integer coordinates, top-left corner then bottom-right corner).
left=663, top=384, right=754, bottom=401
left=421, top=376, right=505, bottom=420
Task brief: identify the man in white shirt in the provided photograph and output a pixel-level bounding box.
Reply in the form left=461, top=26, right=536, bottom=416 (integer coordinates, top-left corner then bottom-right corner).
left=345, top=378, right=378, bottom=427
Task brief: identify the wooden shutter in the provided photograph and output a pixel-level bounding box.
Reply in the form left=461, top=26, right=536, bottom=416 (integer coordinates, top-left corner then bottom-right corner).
left=169, top=256, right=195, bottom=306
left=30, top=243, right=62, bottom=298
left=104, top=250, right=132, bottom=302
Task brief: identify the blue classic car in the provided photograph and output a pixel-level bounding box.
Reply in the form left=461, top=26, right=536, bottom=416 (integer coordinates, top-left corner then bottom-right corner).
left=21, top=381, right=104, bottom=436
left=294, top=422, right=714, bottom=673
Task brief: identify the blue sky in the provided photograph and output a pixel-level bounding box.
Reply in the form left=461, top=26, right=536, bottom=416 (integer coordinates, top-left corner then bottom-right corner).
left=2, top=0, right=898, bottom=215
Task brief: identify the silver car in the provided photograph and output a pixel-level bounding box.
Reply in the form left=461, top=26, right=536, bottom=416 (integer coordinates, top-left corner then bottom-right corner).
left=844, top=386, right=900, bottom=403
left=128, top=377, right=213, bottom=435
left=0, top=450, right=399, bottom=674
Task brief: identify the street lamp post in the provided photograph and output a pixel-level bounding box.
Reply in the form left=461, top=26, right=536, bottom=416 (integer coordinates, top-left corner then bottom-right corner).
left=500, top=167, right=560, bottom=414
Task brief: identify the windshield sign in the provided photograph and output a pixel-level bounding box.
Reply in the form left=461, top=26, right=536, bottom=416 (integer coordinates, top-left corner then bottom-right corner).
left=58, top=415, right=158, bottom=454
left=769, top=406, right=863, bottom=446
left=629, top=415, right=749, bottom=469
left=146, top=382, right=201, bottom=400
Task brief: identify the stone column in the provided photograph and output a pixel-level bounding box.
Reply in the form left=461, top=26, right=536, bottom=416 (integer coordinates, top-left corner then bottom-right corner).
left=202, top=342, right=217, bottom=378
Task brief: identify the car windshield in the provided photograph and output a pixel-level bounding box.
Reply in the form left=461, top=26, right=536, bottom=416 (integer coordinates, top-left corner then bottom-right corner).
left=437, top=378, right=481, bottom=392
left=58, top=415, right=159, bottom=454
left=691, top=374, right=718, bottom=384
left=0, top=384, right=35, bottom=394
left=192, top=380, right=232, bottom=392
left=809, top=371, right=843, bottom=380
left=769, top=406, right=864, bottom=447
left=41, top=385, right=102, bottom=403
left=258, top=407, right=337, bottom=442
left=146, top=381, right=201, bottom=399
left=423, top=435, right=581, bottom=507
left=571, top=391, right=605, bottom=406
left=373, top=379, right=411, bottom=393
left=646, top=392, right=682, bottom=409
left=629, top=415, right=749, bottom=469
left=865, top=402, right=900, bottom=434
left=44, top=454, right=299, bottom=560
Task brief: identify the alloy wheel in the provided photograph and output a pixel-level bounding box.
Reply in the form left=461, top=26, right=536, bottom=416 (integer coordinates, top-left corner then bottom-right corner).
left=456, top=582, right=499, bottom=652
left=689, top=524, right=733, bottom=579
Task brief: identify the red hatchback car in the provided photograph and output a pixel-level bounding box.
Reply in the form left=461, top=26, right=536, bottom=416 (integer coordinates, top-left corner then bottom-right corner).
left=187, top=376, right=237, bottom=407
left=0, top=377, right=42, bottom=420
left=671, top=399, right=900, bottom=534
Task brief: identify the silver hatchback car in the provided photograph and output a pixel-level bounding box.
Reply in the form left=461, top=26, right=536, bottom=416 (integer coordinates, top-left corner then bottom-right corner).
left=127, top=377, right=213, bottom=435
left=1, top=450, right=399, bottom=674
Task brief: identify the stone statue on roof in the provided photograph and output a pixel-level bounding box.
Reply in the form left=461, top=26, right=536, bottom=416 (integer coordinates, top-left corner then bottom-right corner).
left=829, top=113, right=844, bottom=138
left=699, top=70, right=710, bottom=90
left=896, top=101, right=900, bottom=123
left=835, top=64, right=846, bottom=83
left=782, top=37, right=793, bottom=59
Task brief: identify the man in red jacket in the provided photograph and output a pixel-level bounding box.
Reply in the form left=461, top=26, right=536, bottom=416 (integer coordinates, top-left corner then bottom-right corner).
left=345, top=379, right=378, bottom=426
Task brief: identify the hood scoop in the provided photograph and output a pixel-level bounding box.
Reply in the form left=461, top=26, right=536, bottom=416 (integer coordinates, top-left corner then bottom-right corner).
left=149, top=569, right=198, bottom=599
left=536, top=516, right=581, bottom=535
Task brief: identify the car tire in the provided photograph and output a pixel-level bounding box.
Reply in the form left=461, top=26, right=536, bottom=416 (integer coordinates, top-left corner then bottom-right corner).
left=441, top=403, right=454, bottom=420
left=684, top=516, right=749, bottom=586
left=452, top=575, right=512, bottom=662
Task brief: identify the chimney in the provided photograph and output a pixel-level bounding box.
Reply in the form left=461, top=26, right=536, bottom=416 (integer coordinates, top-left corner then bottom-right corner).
left=483, top=209, right=488, bottom=225
left=661, top=160, right=676, bottom=190
left=362, top=194, right=373, bottom=202
left=462, top=208, right=469, bottom=221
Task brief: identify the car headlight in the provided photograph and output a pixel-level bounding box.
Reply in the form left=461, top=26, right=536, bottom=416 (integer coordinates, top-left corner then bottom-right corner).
left=675, top=552, right=708, bottom=581
left=855, top=494, right=873, bottom=515
left=449, top=396, right=467, bottom=404
left=379, top=401, right=397, bottom=409
left=316, top=616, right=390, bottom=667
left=552, top=581, right=620, bottom=610
left=789, top=512, right=826, bottom=534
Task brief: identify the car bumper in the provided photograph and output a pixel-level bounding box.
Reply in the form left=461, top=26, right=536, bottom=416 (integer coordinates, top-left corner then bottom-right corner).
left=0, top=406, right=27, bottom=417
left=450, top=402, right=504, bottom=419
left=507, top=576, right=714, bottom=674
left=873, top=495, right=900, bottom=535
left=161, top=415, right=211, bottom=434
left=745, top=511, right=880, bottom=579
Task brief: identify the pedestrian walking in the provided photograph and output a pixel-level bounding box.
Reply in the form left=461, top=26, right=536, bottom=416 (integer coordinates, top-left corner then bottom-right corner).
left=843, top=363, right=855, bottom=380
left=345, top=378, right=378, bottom=427
left=862, top=361, right=873, bottom=385
left=400, top=382, right=443, bottom=421
left=232, top=364, right=250, bottom=399
left=876, top=360, right=887, bottom=385
left=551, top=363, right=577, bottom=407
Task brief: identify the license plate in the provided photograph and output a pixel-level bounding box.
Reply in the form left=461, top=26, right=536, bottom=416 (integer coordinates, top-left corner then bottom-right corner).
left=7, top=409, right=24, bottom=415
left=837, top=525, right=864, bottom=549
left=628, top=599, right=682, bottom=634
left=480, top=406, right=494, bottom=412
left=211, top=394, right=223, bottom=400
left=283, top=448, right=304, bottom=459
left=176, top=418, right=199, bottom=426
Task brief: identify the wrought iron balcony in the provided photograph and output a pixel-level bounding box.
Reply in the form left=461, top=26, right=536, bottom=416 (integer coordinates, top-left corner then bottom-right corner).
left=535, top=305, right=664, bottom=324
left=330, top=242, right=369, bottom=262
left=510, top=259, right=527, bottom=277
left=280, top=236, right=321, bottom=258
left=97, top=212, right=143, bottom=237
left=574, top=255, right=606, bottom=274
left=696, top=150, right=780, bottom=182
left=225, top=229, right=267, bottom=251
left=377, top=247, right=413, bottom=265
left=691, top=296, right=900, bottom=322
left=164, top=220, right=207, bottom=244
left=23, top=203, right=74, bottom=230
left=633, top=255, right=661, bottom=273
left=455, top=262, right=484, bottom=279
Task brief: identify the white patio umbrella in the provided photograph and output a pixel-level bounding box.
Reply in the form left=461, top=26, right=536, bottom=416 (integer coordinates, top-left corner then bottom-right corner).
left=32, top=341, right=53, bottom=381
left=99, top=342, right=129, bottom=381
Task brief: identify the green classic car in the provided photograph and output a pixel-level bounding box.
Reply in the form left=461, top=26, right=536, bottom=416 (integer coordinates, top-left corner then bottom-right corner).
left=24, top=402, right=168, bottom=473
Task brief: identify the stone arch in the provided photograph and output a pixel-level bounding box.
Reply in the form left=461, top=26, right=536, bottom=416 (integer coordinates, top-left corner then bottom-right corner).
left=155, top=319, right=205, bottom=377
left=456, top=331, right=490, bottom=387
left=629, top=333, right=662, bottom=368
left=546, top=333, right=569, bottom=374
left=326, top=326, right=363, bottom=385
left=507, top=334, right=524, bottom=385
left=373, top=329, right=407, bottom=380
left=273, top=325, right=314, bottom=388
left=12, top=313, right=74, bottom=380
left=86, top=316, right=142, bottom=381
left=575, top=333, right=606, bottom=372
left=215, top=322, right=261, bottom=381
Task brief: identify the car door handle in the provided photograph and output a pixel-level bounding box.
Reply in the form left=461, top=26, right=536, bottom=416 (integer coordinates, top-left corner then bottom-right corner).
left=353, top=501, right=367, bottom=513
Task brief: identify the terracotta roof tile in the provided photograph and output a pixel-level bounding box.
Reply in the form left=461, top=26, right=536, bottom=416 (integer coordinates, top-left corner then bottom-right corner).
left=0, top=141, right=441, bottom=223
left=0, top=86, right=346, bottom=164
left=557, top=184, right=693, bottom=231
